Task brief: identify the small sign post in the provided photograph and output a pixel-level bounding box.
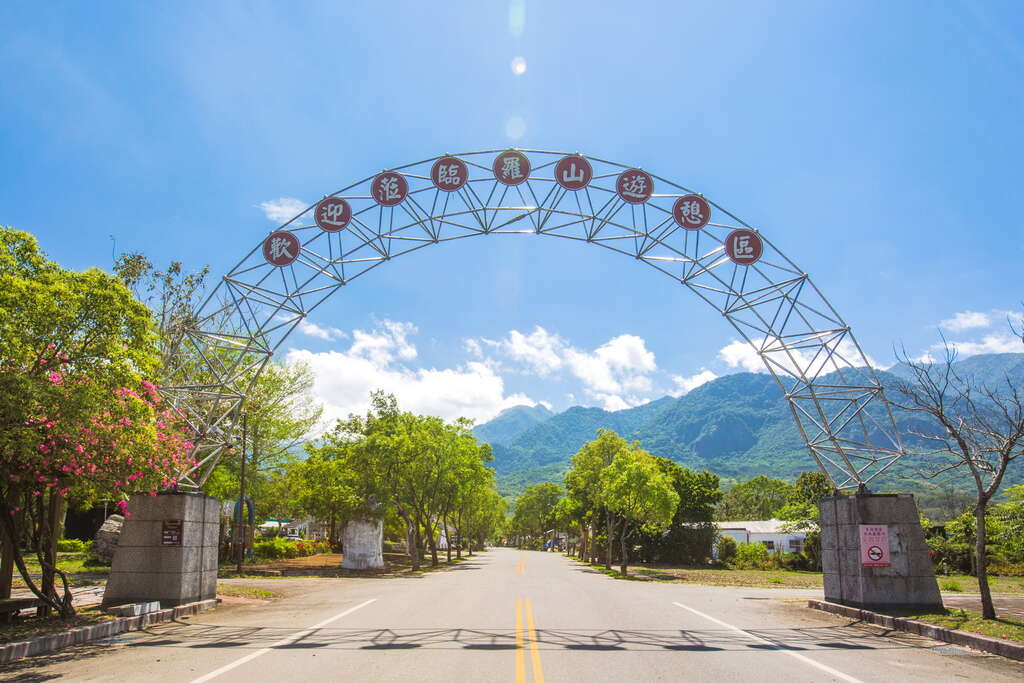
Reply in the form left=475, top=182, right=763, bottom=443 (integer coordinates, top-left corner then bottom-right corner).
left=161, top=519, right=183, bottom=547
left=859, top=524, right=890, bottom=568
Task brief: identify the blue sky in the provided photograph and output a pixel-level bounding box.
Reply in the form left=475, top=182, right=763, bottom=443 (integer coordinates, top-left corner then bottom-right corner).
left=2, top=1, right=1022, bottom=425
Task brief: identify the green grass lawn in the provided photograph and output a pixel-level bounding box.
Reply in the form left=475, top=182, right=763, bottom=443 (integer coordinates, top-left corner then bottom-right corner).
left=580, top=558, right=1024, bottom=594
left=881, top=607, right=1024, bottom=643
left=11, top=552, right=109, bottom=590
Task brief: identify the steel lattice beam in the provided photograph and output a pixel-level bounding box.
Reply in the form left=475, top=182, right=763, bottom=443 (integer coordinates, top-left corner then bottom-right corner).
left=166, top=149, right=905, bottom=491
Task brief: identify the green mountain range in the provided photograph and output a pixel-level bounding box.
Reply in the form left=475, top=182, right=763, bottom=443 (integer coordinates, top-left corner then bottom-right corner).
left=478, top=353, right=1024, bottom=498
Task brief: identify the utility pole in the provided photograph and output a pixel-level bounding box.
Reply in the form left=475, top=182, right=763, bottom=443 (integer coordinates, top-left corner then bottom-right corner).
left=235, top=413, right=247, bottom=573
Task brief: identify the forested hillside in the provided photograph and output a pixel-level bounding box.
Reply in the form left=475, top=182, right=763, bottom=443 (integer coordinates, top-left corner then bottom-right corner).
left=478, top=353, right=1024, bottom=498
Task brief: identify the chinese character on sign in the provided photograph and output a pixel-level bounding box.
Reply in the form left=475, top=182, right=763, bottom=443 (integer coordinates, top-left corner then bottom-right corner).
left=724, top=229, right=763, bottom=265
left=372, top=172, right=408, bottom=206
left=616, top=169, right=653, bottom=204
left=673, top=194, right=711, bottom=230
left=315, top=197, right=351, bottom=232
left=493, top=151, right=530, bottom=186
left=431, top=156, right=468, bottom=192
left=263, top=231, right=300, bottom=267
left=859, top=525, right=891, bottom=568
left=554, top=155, right=592, bottom=191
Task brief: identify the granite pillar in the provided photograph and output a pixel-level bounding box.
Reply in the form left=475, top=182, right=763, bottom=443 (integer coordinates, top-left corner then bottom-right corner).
left=819, top=493, right=942, bottom=611
left=101, top=492, right=220, bottom=608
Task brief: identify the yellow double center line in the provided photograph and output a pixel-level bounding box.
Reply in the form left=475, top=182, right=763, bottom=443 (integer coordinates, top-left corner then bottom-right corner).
left=515, top=598, right=544, bottom=683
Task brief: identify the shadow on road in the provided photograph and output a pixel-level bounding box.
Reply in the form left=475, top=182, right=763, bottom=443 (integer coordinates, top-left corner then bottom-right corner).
left=87, top=619, right=950, bottom=655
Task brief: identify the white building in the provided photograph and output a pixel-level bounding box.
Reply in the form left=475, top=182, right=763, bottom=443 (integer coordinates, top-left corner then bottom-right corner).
left=714, top=520, right=805, bottom=557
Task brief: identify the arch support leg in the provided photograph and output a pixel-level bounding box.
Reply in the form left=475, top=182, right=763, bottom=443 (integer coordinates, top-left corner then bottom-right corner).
left=819, top=493, right=942, bottom=611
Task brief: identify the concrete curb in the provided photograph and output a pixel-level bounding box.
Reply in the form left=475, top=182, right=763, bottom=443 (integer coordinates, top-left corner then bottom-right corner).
left=808, top=599, right=1024, bottom=662
left=0, top=598, right=219, bottom=665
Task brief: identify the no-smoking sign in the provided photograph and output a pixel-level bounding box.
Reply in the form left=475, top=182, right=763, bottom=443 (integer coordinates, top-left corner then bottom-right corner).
left=859, top=525, right=891, bottom=568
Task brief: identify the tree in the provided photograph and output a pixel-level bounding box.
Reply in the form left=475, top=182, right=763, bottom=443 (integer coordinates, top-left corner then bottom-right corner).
left=637, top=460, right=721, bottom=565
left=0, top=228, right=191, bottom=616
left=332, top=392, right=498, bottom=570
left=599, top=449, right=679, bottom=575
left=511, top=482, right=563, bottom=545
left=715, top=475, right=795, bottom=521
left=891, top=343, right=1024, bottom=619
left=564, top=429, right=631, bottom=568
left=204, top=359, right=323, bottom=520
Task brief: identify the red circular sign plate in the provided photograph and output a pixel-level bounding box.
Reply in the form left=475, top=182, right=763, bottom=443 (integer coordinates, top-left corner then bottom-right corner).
left=554, top=155, right=592, bottom=191
left=371, top=172, right=408, bottom=206
left=725, top=229, right=763, bottom=266
left=431, top=156, right=469, bottom=192
left=315, top=197, right=352, bottom=232
left=263, top=231, right=301, bottom=267
left=673, top=194, right=711, bottom=230
left=616, top=169, right=654, bottom=204
left=493, top=151, right=530, bottom=186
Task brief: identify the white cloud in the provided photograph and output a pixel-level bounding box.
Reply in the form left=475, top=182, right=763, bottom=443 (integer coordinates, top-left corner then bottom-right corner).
left=564, top=334, right=656, bottom=399
left=258, top=197, right=308, bottom=224
left=349, top=320, right=418, bottom=366
left=467, top=328, right=659, bottom=410
left=717, top=337, right=877, bottom=377
left=939, top=310, right=991, bottom=332
left=940, top=333, right=1021, bottom=357
left=670, top=369, right=718, bottom=396
left=481, top=326, right=565, bottom=375
left=296, top=319, right=346, bottom=342
left=717, top=340, right=764, bottom=373
left=286, top=320, right=540, bottom=426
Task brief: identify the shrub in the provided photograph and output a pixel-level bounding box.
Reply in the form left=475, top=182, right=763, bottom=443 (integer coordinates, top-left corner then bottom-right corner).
left=729, top=542, right=770, bottom=569
left=940, top=579, right=963, bottom=592
left=715, top=536, right=737, bottom=564
left=57, top=538, right=87, bottom=553
left=251, top=537, right=331, bottom=561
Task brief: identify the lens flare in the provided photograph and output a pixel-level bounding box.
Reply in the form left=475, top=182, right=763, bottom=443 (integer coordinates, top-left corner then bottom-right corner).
left=510, top=56, right=527, bottom=76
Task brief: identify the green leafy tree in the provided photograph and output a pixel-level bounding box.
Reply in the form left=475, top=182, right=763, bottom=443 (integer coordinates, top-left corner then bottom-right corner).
left=0, top=227, right=185, bottom=616
left=715, top=475, right=795, bottom=521
left=511, top=482, right=564, bottom=545
left=637, top=459, right=721, bottom=565
left=599, top=449, right=679, bottom=575
left=564, top=429, right=631, bottom=568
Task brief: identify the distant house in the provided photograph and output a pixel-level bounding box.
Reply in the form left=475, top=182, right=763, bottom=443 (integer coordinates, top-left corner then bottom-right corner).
left=714, top=520, right=805, bottom=557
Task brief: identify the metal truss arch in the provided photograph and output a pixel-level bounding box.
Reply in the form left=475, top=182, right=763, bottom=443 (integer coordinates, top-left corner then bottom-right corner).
left=166, top=149, right=905, bottom=491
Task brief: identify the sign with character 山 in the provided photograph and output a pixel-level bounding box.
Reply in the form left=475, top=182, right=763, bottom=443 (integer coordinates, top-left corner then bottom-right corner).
left=859, top=524, right=891, bottom=568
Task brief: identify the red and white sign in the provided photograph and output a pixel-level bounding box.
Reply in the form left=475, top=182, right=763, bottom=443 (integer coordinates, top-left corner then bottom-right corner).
left=371, top=172, right=408, bottom=206
left=859, top=524, right=891, bottom=568
left=673, top=194, right=711, bottom=230
left=554, top=155, right=592, bottom=191
left=616, top=169, right=653, bottom=204
left=431, top=156, right=469, bottom=192
left=263, top=231, right=300, bottom=267
left=493, top=151, right=530, bottom=186
left=724, top=229, right=763, bottom=266
left=314, top=197, right=351, bottom=232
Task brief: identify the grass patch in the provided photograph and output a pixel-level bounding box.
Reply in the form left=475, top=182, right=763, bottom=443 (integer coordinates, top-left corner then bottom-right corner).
left=881, top=607, right=1024, bottom=643
left=570, top=556, right=1024, bottom=594
left=11, top=552, right=109, bottom=591
left=0, top=604, right=114, bottom=644
left=216, top=585, right=278, bottom=600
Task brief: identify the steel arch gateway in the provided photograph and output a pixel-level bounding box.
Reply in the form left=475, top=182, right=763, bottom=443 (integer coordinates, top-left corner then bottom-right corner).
left=166, top=149, right=904, bottom=491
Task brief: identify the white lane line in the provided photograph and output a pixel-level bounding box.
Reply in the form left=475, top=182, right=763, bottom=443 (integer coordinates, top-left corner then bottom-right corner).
left=190, top=598, right=377, bottom=683
left=672, top=601, right=863, bottom=683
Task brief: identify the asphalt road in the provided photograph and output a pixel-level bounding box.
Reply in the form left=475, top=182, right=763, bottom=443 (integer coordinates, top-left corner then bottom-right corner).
left=5, top=548, right=1022, bottom=682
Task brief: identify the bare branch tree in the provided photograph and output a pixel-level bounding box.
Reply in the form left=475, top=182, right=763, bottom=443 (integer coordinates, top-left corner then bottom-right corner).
left=890, top=343, right=1024, bottom=619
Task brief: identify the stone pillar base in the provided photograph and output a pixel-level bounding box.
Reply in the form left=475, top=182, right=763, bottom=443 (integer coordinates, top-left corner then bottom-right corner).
left=819, top=493, right=942, bottom=611
left=101, top=492, right=220, bottom=608
left=341, top=518, right=384, bottom=570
